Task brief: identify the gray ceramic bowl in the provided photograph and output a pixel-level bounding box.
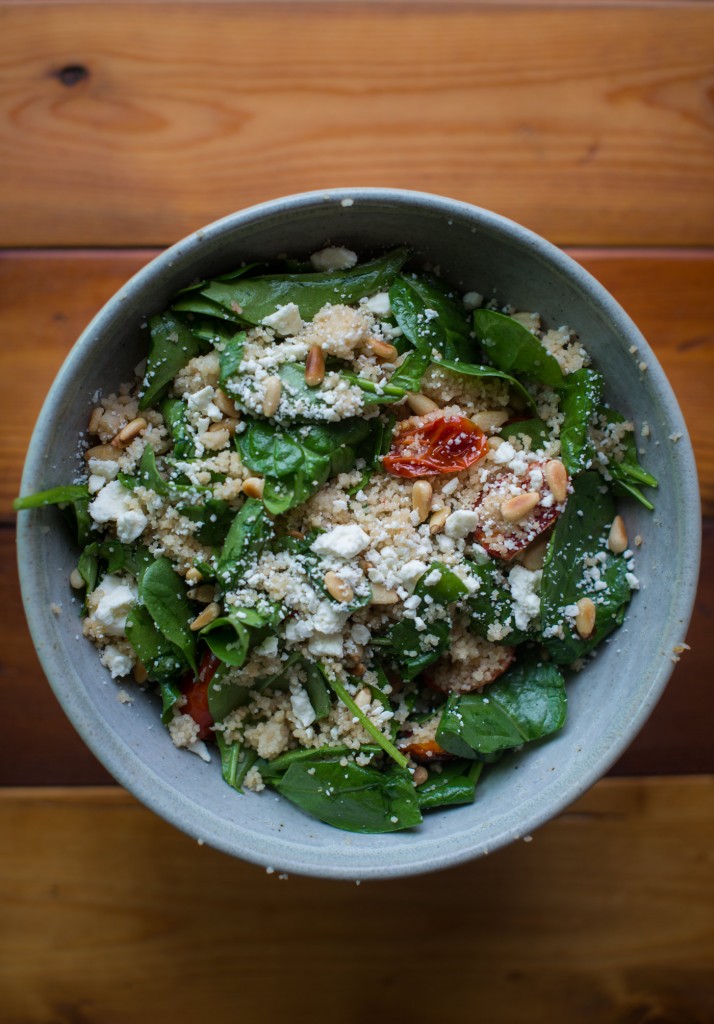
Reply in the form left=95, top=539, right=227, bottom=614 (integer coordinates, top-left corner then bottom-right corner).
left=18, top=189, right=700, bottom=879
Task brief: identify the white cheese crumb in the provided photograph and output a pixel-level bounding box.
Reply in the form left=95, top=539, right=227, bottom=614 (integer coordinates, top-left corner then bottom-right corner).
left=309, top=247, right=358, bottom=272
left=463, top=291, right=483, bottom=310
left=89, top=480, right=148, bottom=544
left=444, top=509, right=479, bottom=539
left=261, top=302, right=304, bottom=337
left=101, top=644, right=135, bottom=678
left=311, top=524, right=370, bottom=559
left=362, top=292, right=392, bottom=316
left=290, top=683, right=317, bottom=728
left=508, top=565, right=542, bottom=632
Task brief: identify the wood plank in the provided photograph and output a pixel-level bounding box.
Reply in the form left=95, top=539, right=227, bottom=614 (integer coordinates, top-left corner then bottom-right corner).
left=0, top=779, right=711, bottom=1022
left=3, top=249, right=712, bottom=520
left=0, top=522, right=711, bottom=783
left=0, top=4, right=713, bottom=246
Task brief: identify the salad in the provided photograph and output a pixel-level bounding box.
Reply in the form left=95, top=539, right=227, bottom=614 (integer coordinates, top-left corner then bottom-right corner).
left=15, top=245, right=658, bottom=834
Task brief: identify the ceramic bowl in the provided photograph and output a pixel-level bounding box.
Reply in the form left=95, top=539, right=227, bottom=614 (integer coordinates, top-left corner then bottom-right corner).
left=17, top=189, right=700, bottom=879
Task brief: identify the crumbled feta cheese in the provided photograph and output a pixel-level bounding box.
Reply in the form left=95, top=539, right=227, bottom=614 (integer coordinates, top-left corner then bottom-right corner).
left=311, top=524, right=370, bottom=559
left=463, top=291, right=483, bottom=310
left=309, top=247, right=358, bottom=272
left=89, top=480, right=148, bottom=543
left=508, top=565, right=542, bottom=631
left=91, top=575, right=138, bottom=637
left=290, top=683, right=316, bottom=728
left=254, top=635, right=279, bottom=657
left=307, top=632, right=344, bottom=658
left=444, top=509, right=479, bottom=539
left=187, top=385, right=222, bottom=421
left=100, top=643, right=135, bottom=678
left=261, top=303, right=304, bottom=337
left=350, top=623, right=371, bottom=645
left=362, top=292, right=391, bottom=316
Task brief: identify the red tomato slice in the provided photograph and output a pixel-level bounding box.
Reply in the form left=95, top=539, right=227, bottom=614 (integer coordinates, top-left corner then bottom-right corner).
left=180, top=650, right=220, bottom=740
left=383, top=415, right=487, bottom=478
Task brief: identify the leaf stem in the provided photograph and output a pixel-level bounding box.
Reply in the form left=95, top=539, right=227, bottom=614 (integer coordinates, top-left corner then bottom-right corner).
left=321, top=667, right=409, bottom=769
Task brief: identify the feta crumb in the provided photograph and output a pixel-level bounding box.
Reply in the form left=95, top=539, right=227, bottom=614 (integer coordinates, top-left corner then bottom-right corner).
left=101, top=644, right=135, bottom=678
left=311, top=524, right=370, bottom=559
left=362, top=292, right=391, bottom=316
left=309, top=247, right=358, bottom=272
left=463, top=291, right=483, bottom=310
left=89, top=480, right=148, bottom=544
left=444, top=509, right=479, bottom=539
left=262, top=303, right=304, bottom=337
left=290, top=684, right=316, bottom=728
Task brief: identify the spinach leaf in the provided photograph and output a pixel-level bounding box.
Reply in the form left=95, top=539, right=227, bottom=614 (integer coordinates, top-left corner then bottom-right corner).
left=344, top=350, right=432, bottom=406
left=140, top=312, right=204, bottom=410
left=500, top=417, right=550, bottom=448
left=200, top=249, right=409, bottom=325
left=202, top=602, right=282, bottom=668
left=216, top=733, right=258, bottom=793
left=416, top=759, right=483, bottom=811
left=259, top=744, right=382, bottom=780
left=179, top=498, right=236, bottom=547
left=434, top=358, right=537, bottom=412
left=135, top=445, right=168, bottom=495
left=303, top=661, right=332, bottom=720
left=560, top=369, right=604, bottom=475
left=139, top=557, right=197, bottom=673
left=159, top=679, right=183, bottom=724
left=215, top=498, right=273, bottom=590
left=161, top=399, right=196, bottom=461
left=473, top=309, right=565, bottom=388
left=324, top=668, right=409, bottom=769
left=238, top=418, right=372, bottom=515
left=380, top=563, right=469, bottom=680
left=206, top=662, right=252, bottom=720
left=597, top=407, right=658, bottom=510
left=540, top=471, right=633, bottom=663
left=77, top=538, right=133, bottom=595
left=273, top=760, right=422, bottom=834
left=14, top=484, right=92, bottom=546
left=466, top=562, right=532, bottom=645
left=389, top=274, right=473, bottom=361
left=218, top=331, right=246, bottom=389
left=125, top=605, right=188, bottom=684
left=436, top=654, right=567, bottom=757
left=172, top=294, right=237, bottom=320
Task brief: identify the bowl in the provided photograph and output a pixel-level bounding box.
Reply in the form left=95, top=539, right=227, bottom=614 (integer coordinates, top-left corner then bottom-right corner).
left=17, top=189, right=700, bottom=879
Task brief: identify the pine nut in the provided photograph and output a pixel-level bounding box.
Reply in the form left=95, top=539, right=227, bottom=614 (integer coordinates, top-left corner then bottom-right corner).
left=607, top=515, right=628, bottom=554
left=368, top=338, right=399, bottom=362
left=287, top=528, right=305, bottom=540
left=575, top=597, right=596, bottom=639
left=185, top=567, right=203, bottom=583
left=111, top=417, right=147, bottom=447
left=324, top=570, right=354, bottom=604
left=406, top=392, right=439, bottom=415
left=412, top=480, right=433, bottom=523
left=521, top=536, right=549, bottom=571
left=84, top=444, right=122, bottom=462
left=188, top=584, right=216, bottom=603
left=133, top=661, right=148, bottom=684
left=472, top=409, right=510, bottom=432
left=545, top=459, right=569, bottom=503
left=190, top=602, right=221, bottom=632
left=242, top=477, right=265, bottom=499
left=487, top=436, right=504, bottom=450
left=413, top=766, right=429, bottom=786
left=351, top=662, right=366, bottom=678
left=370, top=583, right=399, bottom=605
left=69, top=568, right=85, bottom=590
left=501, top=491, right=541, bottom=522
left=429, top=507, right=450, bottom=534
left=221, top=417, right=240, bottom=436
left=305, top=345, right=326, bottom=387
left=262, top=376, right=282, bottom=417
left=87, top=406, right=104, bottom=434
left=355, top=687, right=372, bottom=709
left=214, top=388, right=238, bottom=417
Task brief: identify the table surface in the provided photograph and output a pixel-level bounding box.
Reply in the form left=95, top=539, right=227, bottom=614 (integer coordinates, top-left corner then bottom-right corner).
left=1, top=2, right=712, bottom=1021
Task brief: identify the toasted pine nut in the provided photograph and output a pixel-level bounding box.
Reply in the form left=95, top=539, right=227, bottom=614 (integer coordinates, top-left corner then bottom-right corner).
left=185, top=567, right=203, bottom=583
left=111, top=417, right=147, bottom=448
left=242, top=477, right=265, bottom=499
left=412, top=480, right=433, bottom=523
left=188, top=584, right=216, bottom=603
left=607, top=515, right=628, bottom=554
left=575, top=597, right=596, bottom=639
left=368, top=338, right=399, bottom=362
left=370, top=583, right=399, bottom=605
left=634, top=534, right=643, bottom=547
left=69, top=568, right=85, bottom=590
left=222, top=417, right=240, bottom=436
left=262, top=376, right=282, bottom=417
left=190, top=602, right=221, bottom=632
left=133, top=661, right=148, bottom=684
left=521, top=536, right=549, bottom=571
left=472, top=409, right=510, bottom=432
left=545, top=459, right=569, bottom=504
left=413, top=766, right=429, bottom=786
left=287, top=528, right=305, bottom=540
left=87, top=406, right=104, bottom=435
left=305, top=345, right=326, bottom=387
left=487, top=436, right=504, bottom=450
left=501, top=491, right=540, bottom=522
left=429, top=507, right=450, bottom=534
left=84, top=444, right=122, bottom=462
left=214, top=388, right=238, bottom=418
left=355, top=687, right=372, bottom=709
left=324, top=570, right=354, bottom=603
left=406, top=392, right=439, bottom=415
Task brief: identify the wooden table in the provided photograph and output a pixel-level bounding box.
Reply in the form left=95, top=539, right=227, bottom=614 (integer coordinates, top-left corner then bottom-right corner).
left=1, top=3, right=712, bottom=1020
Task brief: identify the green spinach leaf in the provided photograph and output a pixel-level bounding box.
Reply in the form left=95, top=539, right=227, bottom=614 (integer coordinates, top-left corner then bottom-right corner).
left=125, top=604, right=188, bottom=684
left=215, top=498, right=274, bottom=590
left=216, top=733, right=258, bottom=793
left=466, top=562, right=532, bottom=645
left=416, top=759, right=483, bottom=811
left=434, top=358, right=537, bottom=412
left=560, top=369, right=604, bottom=475
left=161, top=399, right=196, bottom=461
left=499, top=417, right=550, bottom=448
left=473, top=309, right=565, bottom=388
left=389, top=274, right=473, bottom=361
left=14, top=484, right=92, bottom=546
left=140, top=313, right=204, bottom=409
left=139, top=557, right=197, bottom=673
left=218, top=331, right=246, bottom=389
left=597, top=407, right=658, bottom=510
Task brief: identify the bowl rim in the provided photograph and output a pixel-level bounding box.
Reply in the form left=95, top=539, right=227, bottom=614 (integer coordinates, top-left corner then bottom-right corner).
left=17, top=187, right=701, bottom=879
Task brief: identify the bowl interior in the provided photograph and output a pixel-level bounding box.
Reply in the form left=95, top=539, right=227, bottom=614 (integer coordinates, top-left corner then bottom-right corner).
left=18, top=190, right=700, bottom=879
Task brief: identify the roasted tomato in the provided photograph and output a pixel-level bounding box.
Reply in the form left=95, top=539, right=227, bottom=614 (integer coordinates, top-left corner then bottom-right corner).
left=383, top=415, right=487, bottom=478
left=180, top=650, right=220, bottom=740
left=400, top=739, right=455, bottom=764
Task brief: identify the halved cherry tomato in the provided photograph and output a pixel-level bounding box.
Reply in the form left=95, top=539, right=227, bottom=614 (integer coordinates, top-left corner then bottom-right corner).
left=383, top=415, right=487, bottom=478
left=400, top=739, right=455, bottom=763
left=180, top=650, right=220, bottom=740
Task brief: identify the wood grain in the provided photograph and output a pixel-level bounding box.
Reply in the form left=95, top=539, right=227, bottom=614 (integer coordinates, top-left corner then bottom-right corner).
left=1, top=3, right=713, bottom=246
left=3, top=249, right=712, bottom=519
left=0, top=779, right=712, bottom=1022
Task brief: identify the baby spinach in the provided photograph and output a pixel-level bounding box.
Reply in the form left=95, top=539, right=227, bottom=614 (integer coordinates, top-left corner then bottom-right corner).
left=324, top=668, right=408, bottom=769
left=303, top=660, right=332, bottom=720
left=434, top=358, right=536, bottom=412
left=343, top=351, right=432, bottom=406
left=135, top=445, right=168, bottom=495
left=126, top=604, right=188, bottom=683
left=273, top=759, right=422, bottom=834
left=14, top=484, right=92, bottom=546
left=140, top=313, right=204, bottom=410
left=198, top=248, right=409, bottom=325
left=218, top=331, right=246, bottom=389
left=500, top=417, right=550, bottom=448
left=540, top=472, right=633, bottom=663
left=466, top=562, right=532, bottom=645
left=161, top=399, right=196, bottom=461
left=216, top=734, right=258, bottom=793
left=473, top=309, right=565, bottom=388
left=416, top=759, right=483, bottom=811
left=139, top=557, right=197, bottom=673
left=206, top=662, right=252, bottom=720
left=389, top=273, right=473, bottom=361
left=237, top=418, right=372, bottom=515
left=179, top=498, right=236, bottom=547
left=215, top=497, right=274, bottom=590
left=436, top=654, right=567, bottom=758
left=560, top=369, right=604, bottom=475
left=202, top=602, right=283, bottom=668
left=159, top=679, right=183, bottom=724
left=598, top=407, right=658, bottom=510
